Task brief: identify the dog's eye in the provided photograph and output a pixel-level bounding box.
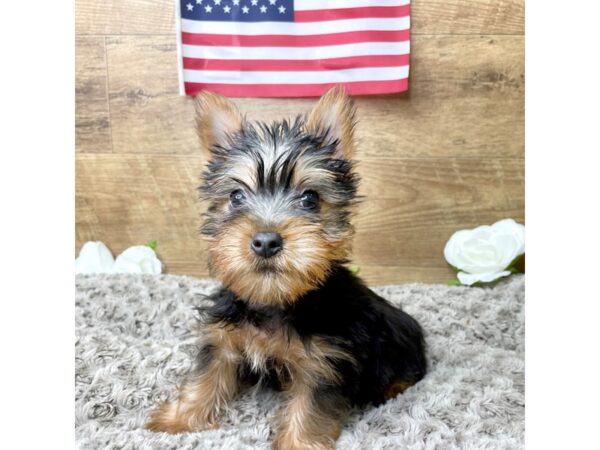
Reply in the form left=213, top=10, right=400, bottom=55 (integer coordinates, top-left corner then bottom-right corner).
left=299, top=190, right=320, bottom=210
left=230, top=189, right=246, bottom=207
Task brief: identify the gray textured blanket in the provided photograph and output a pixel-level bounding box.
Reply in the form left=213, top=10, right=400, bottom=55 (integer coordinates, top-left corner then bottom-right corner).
left=75, top=274, right=524, bottom=449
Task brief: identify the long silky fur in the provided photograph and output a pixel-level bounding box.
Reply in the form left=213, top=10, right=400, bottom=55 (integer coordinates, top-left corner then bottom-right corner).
left=146, top=89, right=427, bottom=450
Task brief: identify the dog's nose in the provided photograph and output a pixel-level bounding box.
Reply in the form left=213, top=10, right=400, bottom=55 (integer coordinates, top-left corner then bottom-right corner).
left=251, top=232, right=283, bottom=258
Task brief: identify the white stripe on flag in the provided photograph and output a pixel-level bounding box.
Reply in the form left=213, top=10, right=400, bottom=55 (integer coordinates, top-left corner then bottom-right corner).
left=182, top=41, right=410, bottom=60
left=180, top=17, right=410, bottom=36
left=295, top=0, right=410, bottom=11
left=183, top=65, right=409, bottom=84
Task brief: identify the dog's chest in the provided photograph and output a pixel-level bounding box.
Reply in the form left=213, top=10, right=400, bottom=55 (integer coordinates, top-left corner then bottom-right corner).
left=222, top=321, right=348, bottom=387
left=229, top=323, right=305, bottom=373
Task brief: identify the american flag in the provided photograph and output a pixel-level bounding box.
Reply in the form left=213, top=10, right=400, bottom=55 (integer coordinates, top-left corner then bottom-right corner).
left=176, top=0, right=411, bottom=97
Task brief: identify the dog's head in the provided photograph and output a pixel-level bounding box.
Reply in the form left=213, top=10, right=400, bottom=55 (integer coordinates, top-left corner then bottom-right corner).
left=197, top=88, right=360, bottom=306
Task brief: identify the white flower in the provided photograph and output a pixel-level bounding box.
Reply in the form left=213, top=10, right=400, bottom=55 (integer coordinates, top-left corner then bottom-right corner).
left=112, top=245, right=162, bottom=274
left=75, top=241, right=115, bottom=274
left=75, top=241, right=163, bottom=274
left=444, top=218, right=524, bottom=286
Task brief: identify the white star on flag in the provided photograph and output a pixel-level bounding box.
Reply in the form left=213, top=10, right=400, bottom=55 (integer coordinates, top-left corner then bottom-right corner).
left=251, top=0, right=258, bottom=6
left=269, top=0, right=277, bottom=5
left=186, top=3, right=193, bottom=11
left=278, top=5, right=285, bottom=13
left=232, top=0, right=240, bottom=4
left=213, top=0, right=221, bottom=5
left=195, top=0, right=202, bottom=4
left=241, top=5, right=249, bottom=13
left=223, top=5, right=231, bottom=13
left=260, top=4, right=267, bottom=13
left=204, top=4, right=212, bottom=12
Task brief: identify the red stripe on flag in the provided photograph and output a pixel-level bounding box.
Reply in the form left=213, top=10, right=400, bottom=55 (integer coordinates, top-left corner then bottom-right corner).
left=182, top=29, right=410, bottom=47
left=294, top=5, right=410, bottom=22
left=183, top=55, right=410, bottom=71
left=184, top=79, right=409, bottom=97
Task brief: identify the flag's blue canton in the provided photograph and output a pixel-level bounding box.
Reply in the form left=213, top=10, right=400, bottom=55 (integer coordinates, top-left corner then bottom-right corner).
left=181, top=0, right=294, bottom=22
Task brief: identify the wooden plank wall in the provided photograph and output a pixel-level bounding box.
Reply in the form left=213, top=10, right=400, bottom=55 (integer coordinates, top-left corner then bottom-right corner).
left=75, top=0, right=524, bottom=284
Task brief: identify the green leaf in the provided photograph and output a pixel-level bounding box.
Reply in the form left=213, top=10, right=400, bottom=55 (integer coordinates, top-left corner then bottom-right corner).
left=348, top=264, right=360, bottom=274
left=146, top=240, right=158, bottom=250
left=447, top=279, right=461, bottom=286
left=447, top=263, right=461, bottom=272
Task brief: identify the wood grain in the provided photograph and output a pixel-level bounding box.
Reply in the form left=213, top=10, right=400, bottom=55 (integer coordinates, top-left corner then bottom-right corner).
left=105, top=36, right=197, bottom=154
left=102, top=35, right=523, bottom=158
left=76, top=154, right=523, bottom=284
left=76, top=0, right=524, bottom=35
left=412, top=0, right=524, bottom=34
left=76, top=154, right=204, bottom=261
left=76, top=0, right=175, bottom=35
left=75, top=0, right=525, bottom=284
left=76, top=37, right=111, bottom=153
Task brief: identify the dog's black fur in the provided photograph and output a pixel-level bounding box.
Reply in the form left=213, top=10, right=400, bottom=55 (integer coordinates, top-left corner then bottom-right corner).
left=201, top=263, right=427, bottom=407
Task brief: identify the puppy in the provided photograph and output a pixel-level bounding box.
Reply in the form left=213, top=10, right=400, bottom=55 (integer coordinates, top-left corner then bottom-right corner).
left=146, top=87, right=427, bottom=450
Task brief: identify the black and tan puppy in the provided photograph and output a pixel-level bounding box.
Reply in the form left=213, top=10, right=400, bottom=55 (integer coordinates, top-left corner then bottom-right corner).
left=146, top=88, right=427, bottom=450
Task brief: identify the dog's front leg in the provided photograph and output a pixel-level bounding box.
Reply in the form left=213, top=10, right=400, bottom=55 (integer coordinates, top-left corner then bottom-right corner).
left=145, top=339, right=240, bottom=434
left=273, top=379, right=349, bottom=450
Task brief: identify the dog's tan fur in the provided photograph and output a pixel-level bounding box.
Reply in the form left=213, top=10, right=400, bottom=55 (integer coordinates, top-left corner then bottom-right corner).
left=273, top=380, right=346, bottom=450
left=195, top=91, right=244, bottom=156
left=145, top=336, right=239, bottom=433
left=305, top=86, right=357, bottom=160
left=146, top=320, right=354, bottom=439
left=208, top=215, right=353, bottom=307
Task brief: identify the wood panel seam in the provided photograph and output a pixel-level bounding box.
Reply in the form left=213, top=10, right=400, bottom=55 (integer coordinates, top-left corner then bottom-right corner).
left=75, top=153, right=525, bottom=161
left=103, top=36, right=114, bottom=153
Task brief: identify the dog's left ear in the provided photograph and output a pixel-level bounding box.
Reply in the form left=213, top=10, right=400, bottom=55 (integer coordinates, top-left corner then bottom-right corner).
left=305, top=86, right=357, bottom=160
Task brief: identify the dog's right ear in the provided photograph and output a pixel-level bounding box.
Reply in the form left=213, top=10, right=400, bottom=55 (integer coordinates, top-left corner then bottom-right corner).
left=305, top=86, right=356, bottom=160
left=195, top=92, right=244, bottom=157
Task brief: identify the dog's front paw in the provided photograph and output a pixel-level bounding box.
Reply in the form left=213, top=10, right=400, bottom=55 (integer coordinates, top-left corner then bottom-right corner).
left=145, top=401, right=219, bottom=434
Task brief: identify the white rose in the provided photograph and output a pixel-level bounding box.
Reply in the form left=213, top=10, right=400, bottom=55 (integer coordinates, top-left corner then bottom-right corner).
left=112, top=245, right=162, bottom=274
left=444, top=218, right=525, bottom=286
left=75, top=241, right=115, bottom=274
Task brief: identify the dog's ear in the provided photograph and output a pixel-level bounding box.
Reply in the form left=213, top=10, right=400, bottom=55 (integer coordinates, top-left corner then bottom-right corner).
left=305, top=86, right=357, bottom=160
left=195, top=92, right=244, bottom=156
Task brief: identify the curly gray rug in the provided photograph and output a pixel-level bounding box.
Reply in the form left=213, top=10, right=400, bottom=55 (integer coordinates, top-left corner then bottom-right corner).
left=75, top=274, right=524, bottom=450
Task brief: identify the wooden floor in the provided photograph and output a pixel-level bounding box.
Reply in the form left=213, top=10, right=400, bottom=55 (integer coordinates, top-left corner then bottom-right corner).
left=75, top=0, right=524, bottom=284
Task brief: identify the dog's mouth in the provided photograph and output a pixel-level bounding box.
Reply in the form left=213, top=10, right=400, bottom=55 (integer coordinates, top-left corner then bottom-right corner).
left=253, top=258, right=283, bottom=274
